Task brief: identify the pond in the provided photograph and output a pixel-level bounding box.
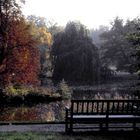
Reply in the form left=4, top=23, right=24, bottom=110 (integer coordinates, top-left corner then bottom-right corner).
left=0, top=101, right=66, bottom=122
left=0, top=75, right=140, bottom=122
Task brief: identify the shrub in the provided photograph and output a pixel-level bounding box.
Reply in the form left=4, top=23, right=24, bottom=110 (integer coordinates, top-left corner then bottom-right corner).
left=59, top=79, right=72, bottom=99
left=5, top=85, right=61, bottom=98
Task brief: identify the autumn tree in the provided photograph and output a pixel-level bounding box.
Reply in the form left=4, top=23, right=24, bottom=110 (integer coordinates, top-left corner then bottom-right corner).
left=0, top=0, right=22, bottom=86
left=27, top=15, right=52, bottom=46
left=27, top=15, right=53, bottom=84
left=6, top=18, right=41, bottom=85
left=0, top=1, right=40, bottom=86
left=0, top=0, right=20, bottom=69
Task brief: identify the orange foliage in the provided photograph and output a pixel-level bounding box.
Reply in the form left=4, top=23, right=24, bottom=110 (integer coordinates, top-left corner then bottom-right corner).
left=1, top=18, right=41, bottom=86
left=0, top=3, right=55, bottom=87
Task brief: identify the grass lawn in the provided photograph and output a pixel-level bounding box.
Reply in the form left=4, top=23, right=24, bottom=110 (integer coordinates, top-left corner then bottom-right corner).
left=0, top=132, right=140, bottom=140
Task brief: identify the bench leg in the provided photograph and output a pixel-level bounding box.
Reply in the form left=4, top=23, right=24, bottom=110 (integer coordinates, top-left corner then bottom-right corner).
left=65, top=122, right=68, bottom=132
left=69, top=120, right=73, bottom=132
left=70, top=124, right=73, bottom=132
left=100, top=122, right=103, bottom=131
left=133, top=121, right=136, bottom=131
left=106, top=121, right=108, bottom=131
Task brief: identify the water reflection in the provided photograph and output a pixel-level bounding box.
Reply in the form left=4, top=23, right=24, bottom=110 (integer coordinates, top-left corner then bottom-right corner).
left=0, top=88, right=139, bottom=122
left=0, top=101, right=67, bottom=122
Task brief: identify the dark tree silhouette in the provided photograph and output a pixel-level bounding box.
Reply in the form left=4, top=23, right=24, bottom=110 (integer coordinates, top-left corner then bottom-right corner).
left=51, top=22, right=99, bottom=83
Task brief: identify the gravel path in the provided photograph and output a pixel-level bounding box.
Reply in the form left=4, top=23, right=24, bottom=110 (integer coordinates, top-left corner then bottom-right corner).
left=1, top=123, right=140, bottom=133
left=0, top=124, right=65, bottom=132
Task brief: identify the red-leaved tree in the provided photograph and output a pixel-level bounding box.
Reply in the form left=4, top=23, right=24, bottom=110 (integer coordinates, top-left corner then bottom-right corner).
left=0, top=0, right=40, bottom=86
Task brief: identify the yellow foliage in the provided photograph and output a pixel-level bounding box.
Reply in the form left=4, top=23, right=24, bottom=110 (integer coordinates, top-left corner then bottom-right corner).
left=28, top=22, right=52, bottom=46
left=46, top=32, right=53, bottom=47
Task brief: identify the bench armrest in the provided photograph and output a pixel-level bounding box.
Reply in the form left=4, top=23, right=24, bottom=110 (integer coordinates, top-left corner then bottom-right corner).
left=65, top=106, right=70, bottom=110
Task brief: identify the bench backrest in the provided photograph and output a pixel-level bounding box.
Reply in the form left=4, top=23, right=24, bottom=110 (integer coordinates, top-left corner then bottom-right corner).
left=71, top=100, right=140, bottom=115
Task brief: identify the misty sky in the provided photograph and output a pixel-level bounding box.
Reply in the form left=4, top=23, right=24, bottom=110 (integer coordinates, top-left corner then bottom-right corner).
left=22, top=0, right=140, bottom=29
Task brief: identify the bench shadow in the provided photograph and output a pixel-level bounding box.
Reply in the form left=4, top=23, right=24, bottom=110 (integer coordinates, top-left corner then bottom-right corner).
left=64, top=130, right=140, bottom=138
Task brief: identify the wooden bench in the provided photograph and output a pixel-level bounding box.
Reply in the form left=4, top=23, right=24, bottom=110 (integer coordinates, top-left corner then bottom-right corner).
left=65, top=99, right=140, bottom=132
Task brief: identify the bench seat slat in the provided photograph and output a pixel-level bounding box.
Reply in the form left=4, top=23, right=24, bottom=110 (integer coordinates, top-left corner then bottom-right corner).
left=68, top=115, right=140, bottom=119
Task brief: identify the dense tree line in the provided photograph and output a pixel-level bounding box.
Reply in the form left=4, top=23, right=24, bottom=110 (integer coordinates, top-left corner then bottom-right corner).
left=1, top=0, right=140, bottom=87
left=90, top=17, right=140, bottom=75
